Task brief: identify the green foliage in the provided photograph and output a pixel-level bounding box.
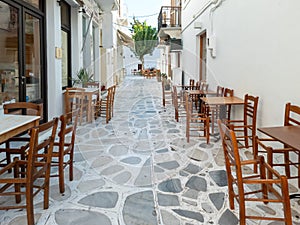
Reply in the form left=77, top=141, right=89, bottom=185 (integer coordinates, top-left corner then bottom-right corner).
left=131, top=18, right=158, bottom=67
left=72, top=68, right=93, bottom=87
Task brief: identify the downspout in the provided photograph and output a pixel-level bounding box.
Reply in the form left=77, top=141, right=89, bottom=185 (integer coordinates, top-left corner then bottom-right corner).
left=209, top=0, right=223, bottom=34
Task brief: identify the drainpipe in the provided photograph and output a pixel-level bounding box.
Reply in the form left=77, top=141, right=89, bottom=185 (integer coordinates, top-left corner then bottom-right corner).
left=208, top=0, right=223, bottom=58
left=210, top=0, right=223, bottom=34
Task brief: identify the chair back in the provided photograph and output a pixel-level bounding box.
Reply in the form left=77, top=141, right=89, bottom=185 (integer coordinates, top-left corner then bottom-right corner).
left=218, top=120, right=241, bottom=181
left=189, top=79, right=195, bottom=88
left=172, top=85, right=183, bottom=122
left=195, top=81, right=200, bottom=90
left=216, top=86, right=224, bottom=97
left=85, top=82, right=100, bottom=88
left=200, top=82, right=208, bottom=91
left=4, top=102, right=42, bottom=118
left=58, top=109, right=79, bottom=151
left=27, top=117, right=58, bottom=208
left=284, top=102, right=300, bottom=126
left=65, top=87, right=85, bottom=112
left=218, top=119, right=292, bottom=224
left=28, top=118, right=58, bottom=177
left=224, top=88, right=234, bottom=120
left=243, top=94, right=259, bottom=124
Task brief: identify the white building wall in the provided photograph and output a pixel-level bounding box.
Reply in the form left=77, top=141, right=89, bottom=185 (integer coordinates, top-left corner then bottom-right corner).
left=182, top=0, right=300, bottom=127
left=46, top=1, right=63, bottom=119
left=46, top=1, right=101, bottom=119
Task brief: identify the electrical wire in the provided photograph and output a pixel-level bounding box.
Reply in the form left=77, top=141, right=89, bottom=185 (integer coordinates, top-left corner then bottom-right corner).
left=128, top=13, right=159, bottom=18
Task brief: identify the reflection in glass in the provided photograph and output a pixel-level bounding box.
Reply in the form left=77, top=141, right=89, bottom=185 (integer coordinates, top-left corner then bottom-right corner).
left=23, top=0, right=39, bottom=9
left=25, top=13, right=41, bottom=102
left=0, top=2, right=19, bottom=104
left=61, top=30, right=68, bottom=87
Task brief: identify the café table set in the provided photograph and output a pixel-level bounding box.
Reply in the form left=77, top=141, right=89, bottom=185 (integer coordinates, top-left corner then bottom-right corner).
left=185, top=88, right=300, bottom=201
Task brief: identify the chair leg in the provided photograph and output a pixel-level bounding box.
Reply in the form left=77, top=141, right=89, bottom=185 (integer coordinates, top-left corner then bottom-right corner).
left=59, top=156, right=65, bottom=194
left=43, top=167, right=51, bottom=209
left=206, top=118, right=210, bottom=144
left=283, top=151, right=291, bottom=178
left=69, top=152, right=74, bottom=181
left=26, top=183, right=35, bottom=225
left=5, top=142, right=12, bottom=173
left=239, top=199, right=246, bottom=225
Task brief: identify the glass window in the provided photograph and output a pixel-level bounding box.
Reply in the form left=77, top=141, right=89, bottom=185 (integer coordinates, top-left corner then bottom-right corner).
left=61, top=30, right=68, bottom=87
left=0, top=2, right=19, bottom=104
left=61, top=1, right=70, bottom=28
left=61, top=0, right=71, bottom=88
left=25, top=13, right=41, bottom=102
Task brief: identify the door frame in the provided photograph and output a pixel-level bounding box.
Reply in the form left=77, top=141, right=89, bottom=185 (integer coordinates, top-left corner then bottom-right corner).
left=1, top=0, right=47, bottom=121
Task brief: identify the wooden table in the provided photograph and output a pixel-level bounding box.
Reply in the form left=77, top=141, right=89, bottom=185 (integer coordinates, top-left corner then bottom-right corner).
left=258, top=125, right=300, bottom=199
left=258, top=126, right=300, bottom=150
left=200, top=96, right=244, bottom=119
left=0, top=115, right=40, bottom=143
left=64, top=88, right=99, bottom=123
left=187, top=90, right=216, bottom=95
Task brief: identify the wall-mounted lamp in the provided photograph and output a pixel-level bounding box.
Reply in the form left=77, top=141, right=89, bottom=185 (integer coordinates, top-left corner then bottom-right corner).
left=78, top=7, right=86, bottom=13
left=57, top=0, right=61, bottom=6
left=194, top=22, right=202, bottom=29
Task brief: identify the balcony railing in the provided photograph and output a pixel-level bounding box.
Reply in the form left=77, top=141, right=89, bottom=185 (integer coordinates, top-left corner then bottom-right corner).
left=158, top=6, right=181, bottom=32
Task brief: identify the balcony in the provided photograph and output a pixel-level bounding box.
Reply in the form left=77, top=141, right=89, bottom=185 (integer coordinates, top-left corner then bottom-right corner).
left=94, top=0, right=119, bottom=11
left=158, top=6, right=181, bottom=31
left=158, top=6, right=181, bottom=41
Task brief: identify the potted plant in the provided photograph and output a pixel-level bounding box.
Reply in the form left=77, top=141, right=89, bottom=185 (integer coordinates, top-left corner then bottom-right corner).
left=72, top=68, right=93, bottom=87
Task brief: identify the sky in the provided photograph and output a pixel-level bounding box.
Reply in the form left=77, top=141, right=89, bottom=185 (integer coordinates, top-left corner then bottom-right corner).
left=124, top=0, right=168, bottom=29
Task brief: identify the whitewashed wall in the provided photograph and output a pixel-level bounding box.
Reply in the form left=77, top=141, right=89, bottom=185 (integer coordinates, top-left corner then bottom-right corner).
left=46, top=1, right=63, bottom=119
left=182, top=0, right=300, bottom=127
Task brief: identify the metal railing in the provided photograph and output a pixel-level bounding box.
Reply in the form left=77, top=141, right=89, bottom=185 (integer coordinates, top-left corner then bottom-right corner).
left=158, top=6, right=181, bottom=31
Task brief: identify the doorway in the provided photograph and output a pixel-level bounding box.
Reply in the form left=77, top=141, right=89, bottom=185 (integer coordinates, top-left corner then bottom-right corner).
left=199, top=32, right=207, bottom=81
left=0, top=0, right=46, bottom=120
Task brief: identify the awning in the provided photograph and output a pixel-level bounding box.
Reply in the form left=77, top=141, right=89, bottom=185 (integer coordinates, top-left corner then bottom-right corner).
left=117, top=29, right=134, bottom=49
left=65, top=0, right=83, bottom=7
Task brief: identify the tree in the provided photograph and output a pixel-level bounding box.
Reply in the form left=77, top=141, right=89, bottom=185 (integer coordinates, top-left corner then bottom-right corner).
left=131, top=18, right=158, bottom=69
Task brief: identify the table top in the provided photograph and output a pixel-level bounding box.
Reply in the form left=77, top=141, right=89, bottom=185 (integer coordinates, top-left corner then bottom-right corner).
left=200, top=96, right=244, bottom=105
left=65, top=87, right=99, bottom=94
left=186, top=90, right=216, bottom=95
left=258, top=126, right=300, bottom=150
left=0, top=115, right=40, bottom=143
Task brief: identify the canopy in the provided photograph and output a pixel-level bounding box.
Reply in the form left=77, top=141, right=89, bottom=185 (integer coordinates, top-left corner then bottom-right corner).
left=117, top=29, right=134, bottom=49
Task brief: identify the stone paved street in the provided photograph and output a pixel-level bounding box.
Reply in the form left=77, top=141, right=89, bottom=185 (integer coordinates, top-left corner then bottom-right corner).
left=1, top=75, right=300, bottom=225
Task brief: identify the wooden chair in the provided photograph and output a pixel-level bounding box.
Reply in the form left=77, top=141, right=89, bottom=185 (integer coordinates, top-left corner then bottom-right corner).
left=255, top=102, right=300, bottom=187
left=173, top=85, right=186, bottom=122
left=162, top=79, right=172, bottom=107
left=200, top=81, right=208, bottom=91
left=226, top=94, right=259, bottom=148
left=0, top=102, right=42, bottom=169
left=100, top=85, right=113, bottom=123
left=205, top=86, right=225, bottom=133
left=85, top=82, right=101, bottom=119
left=0, top=118, right=58, bottom=225
left=224, top=88, right=234, bottom=120
left=218, top=120, right=292, bottom=225
left=65, top=87, right=87, bottom=125
left=51, top=110, right=79, bottom=193
left=186, top=93, right=209, bottom=143
left=110, top=84, right=117, bottom=117
left=189, top=79, right=195, bottom=89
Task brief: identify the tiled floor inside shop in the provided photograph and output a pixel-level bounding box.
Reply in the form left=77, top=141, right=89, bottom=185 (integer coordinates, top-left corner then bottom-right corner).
left=1, top=74, right=300, bottom=225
